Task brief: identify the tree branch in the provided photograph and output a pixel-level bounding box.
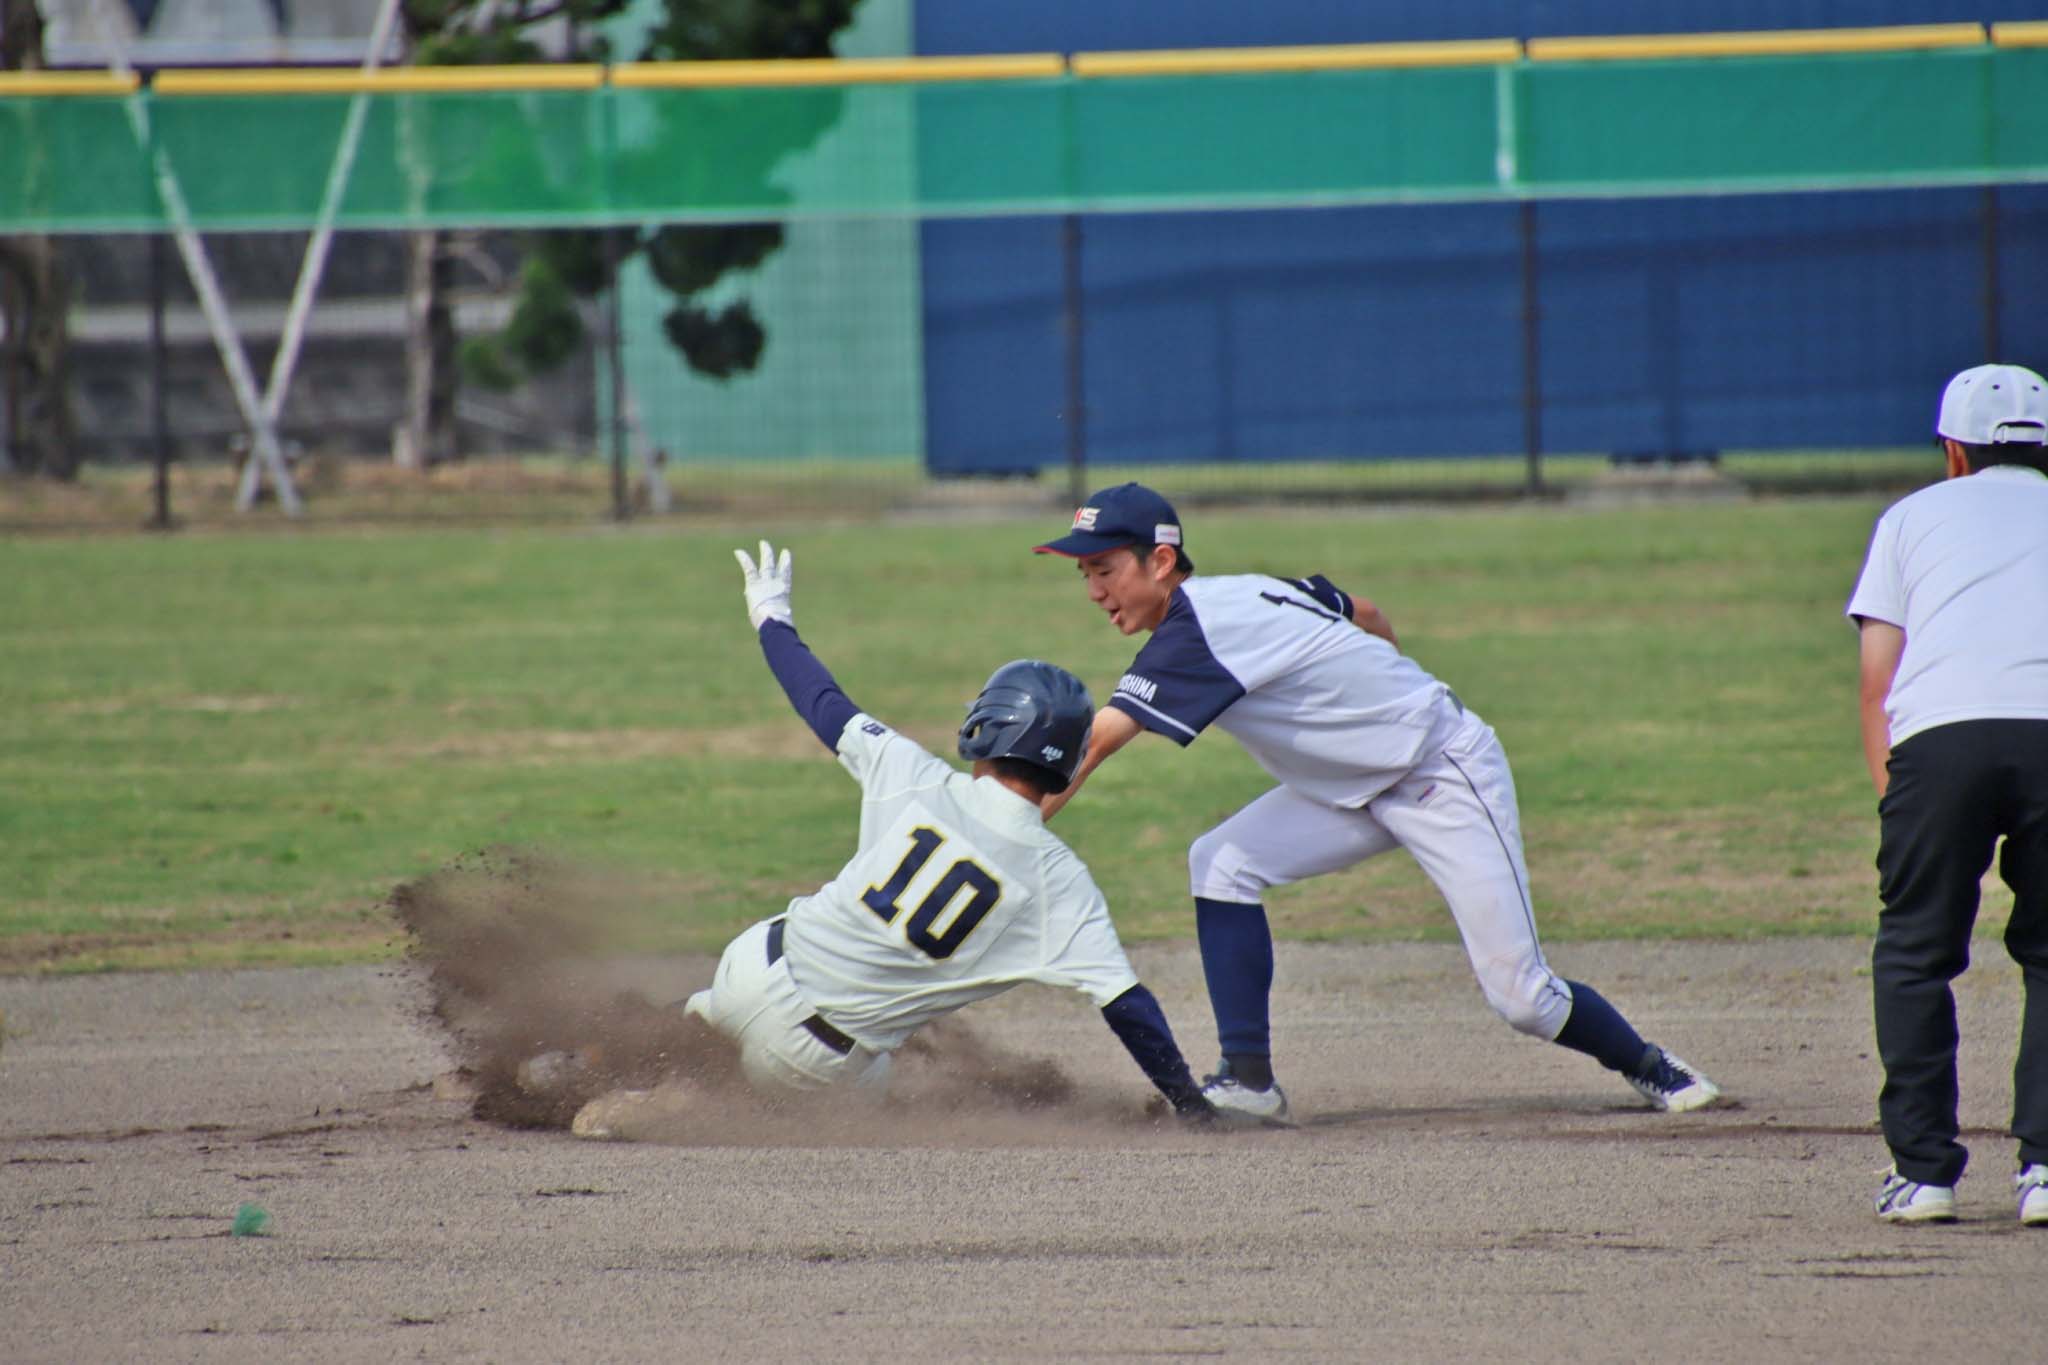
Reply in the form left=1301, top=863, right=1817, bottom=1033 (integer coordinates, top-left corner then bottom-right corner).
left=511, top=1, right=573, bottom=28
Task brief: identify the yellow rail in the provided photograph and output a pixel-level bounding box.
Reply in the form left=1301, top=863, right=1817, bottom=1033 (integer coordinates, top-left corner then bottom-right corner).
left=15, top=24, right=2018, bottom=103
left=1528, top=23, right=1985, bottom=62
left=1071, top=40, right=1520, bottom=77
left=1992, top=21, right=2048, bottom=48
left=153, top=65, right=605, bottom=96
left=614, top=54, right=1063, bottom=87
left=0, top=70, right=138, bottom=96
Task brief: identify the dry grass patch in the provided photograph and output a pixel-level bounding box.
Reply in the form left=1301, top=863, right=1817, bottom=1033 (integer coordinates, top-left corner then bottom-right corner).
left=372, top=725, right=815, bottom=766
left=0, top=905, right=406, bottom=975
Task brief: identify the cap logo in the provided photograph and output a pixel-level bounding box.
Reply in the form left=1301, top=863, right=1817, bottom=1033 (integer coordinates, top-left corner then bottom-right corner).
left=1155, top=523, right=1182, bottom=546
left=1072, top=507, right=1099, bottom=530
left=1040, top=744, right=1064, bottom=762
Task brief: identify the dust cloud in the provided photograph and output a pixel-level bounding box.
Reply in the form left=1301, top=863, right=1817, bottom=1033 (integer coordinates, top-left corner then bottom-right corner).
left=392, top=850, right=1170, bottom=1145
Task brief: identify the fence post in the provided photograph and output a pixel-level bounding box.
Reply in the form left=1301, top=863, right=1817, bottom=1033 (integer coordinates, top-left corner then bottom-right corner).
left=606, top=264, right=628, bottom=523
left=1518, top=199, right=1544, bottom=496
left=148, top=230, right=171, bottom=530
left=1982, top=185, right=2001, bottom=360
left=1061, top=213, right=1087, bottom=507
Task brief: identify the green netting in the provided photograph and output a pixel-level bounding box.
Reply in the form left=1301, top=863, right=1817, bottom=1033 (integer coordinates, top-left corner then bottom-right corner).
left=0, top=97, right=156, bottom=228
left=5, top=45, right=2048, bottom=233
left=902, top=81, right=1069, bottom=210
left=1519, top=47, right=2002, bottom=192
left=1069, top=67, right=1502, bottom=207
left=1992, top=47, right=2048, bottom=167
left=154, top=91, right=610, bottom=228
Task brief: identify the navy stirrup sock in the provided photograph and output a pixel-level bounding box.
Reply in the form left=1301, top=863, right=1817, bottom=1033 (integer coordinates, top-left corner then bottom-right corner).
left=1552, top=980, right=1653, bottom=1075
left=1195, top=897, right=1275, bottom=1079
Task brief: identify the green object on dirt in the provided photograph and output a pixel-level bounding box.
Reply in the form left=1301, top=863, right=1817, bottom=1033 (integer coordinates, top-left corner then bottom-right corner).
left=231, top=1203, right=272, bottom=1238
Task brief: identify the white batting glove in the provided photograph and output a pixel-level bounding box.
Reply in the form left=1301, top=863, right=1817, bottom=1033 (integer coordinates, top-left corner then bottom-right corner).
left=734, top=539, right=794, bottom=631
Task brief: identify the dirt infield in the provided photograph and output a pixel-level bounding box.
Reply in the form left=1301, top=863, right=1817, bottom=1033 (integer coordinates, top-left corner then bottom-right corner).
left=2, top=938, right=2040, bottom=1363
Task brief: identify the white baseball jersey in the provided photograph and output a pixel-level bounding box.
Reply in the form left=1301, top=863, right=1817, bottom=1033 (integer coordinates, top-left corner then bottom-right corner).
left=1120, top=572, right=1571, bottom=1041
left=779, top=713, right=1141, bottom=1050
left=1107, top=574, right=1462, bottom=808
left=1846, top=465, right=2048, bottom=746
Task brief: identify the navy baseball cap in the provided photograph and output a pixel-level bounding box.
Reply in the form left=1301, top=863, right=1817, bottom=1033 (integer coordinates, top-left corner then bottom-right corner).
left=1034, top=482, right=1189, bottom=563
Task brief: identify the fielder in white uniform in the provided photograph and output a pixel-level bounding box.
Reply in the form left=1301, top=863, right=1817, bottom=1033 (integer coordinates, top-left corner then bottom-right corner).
left=681, top=541, right=1215, bottom=1119
left=1035, top=484, right=1722, bottom=1124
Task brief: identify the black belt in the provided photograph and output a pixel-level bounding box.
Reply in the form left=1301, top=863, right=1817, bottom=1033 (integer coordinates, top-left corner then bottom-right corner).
left=763, top=918, right=857, bottom=1056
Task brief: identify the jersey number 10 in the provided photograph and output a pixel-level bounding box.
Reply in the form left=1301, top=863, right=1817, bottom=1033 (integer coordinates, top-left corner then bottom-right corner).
left=861, top=826, right=1001, bottom=960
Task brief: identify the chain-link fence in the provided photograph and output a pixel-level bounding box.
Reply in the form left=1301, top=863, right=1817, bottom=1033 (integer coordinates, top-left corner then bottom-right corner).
left=6, top=32, right=2044, bottom=525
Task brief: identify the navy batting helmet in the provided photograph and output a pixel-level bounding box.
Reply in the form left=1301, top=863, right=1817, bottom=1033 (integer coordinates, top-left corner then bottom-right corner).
left=957, top=660, right=1094, bottom=792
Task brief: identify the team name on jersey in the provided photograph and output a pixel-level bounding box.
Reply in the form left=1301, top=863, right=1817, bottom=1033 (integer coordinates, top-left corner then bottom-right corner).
left=1116, top=673, right=1159, bottom=703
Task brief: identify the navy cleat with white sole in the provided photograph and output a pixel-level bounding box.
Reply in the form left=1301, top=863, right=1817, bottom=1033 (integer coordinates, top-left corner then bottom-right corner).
left=1627, top=1047, right=1723, bottom=1113
left=1199, top=1059, right=1294, bottom=1127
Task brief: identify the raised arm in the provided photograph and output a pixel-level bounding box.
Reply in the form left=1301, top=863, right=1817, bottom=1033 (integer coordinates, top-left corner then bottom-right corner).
left=1040, top=703, right=1143, bottom=821
left=1857, top=617, right=1905, bottom=797
left=736, top=540, right=860, bottom=751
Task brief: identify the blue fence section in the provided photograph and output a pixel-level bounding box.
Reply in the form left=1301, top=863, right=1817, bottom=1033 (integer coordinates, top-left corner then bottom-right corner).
left=1537, top=190, right=1995, bottom=457
left=915, top=2, right=2048, bottom=473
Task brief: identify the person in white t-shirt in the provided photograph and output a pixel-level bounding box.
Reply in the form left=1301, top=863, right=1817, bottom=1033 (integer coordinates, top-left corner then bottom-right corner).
left=666, top=541, right=1215, bottom=1122
left=1034, top=485, right=1722, bottom=1125
left=1846, top=364, right=2048, bottom=1227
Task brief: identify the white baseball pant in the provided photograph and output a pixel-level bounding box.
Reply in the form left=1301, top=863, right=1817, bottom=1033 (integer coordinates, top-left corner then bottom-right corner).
left=1188, top=706, right=1575, bottom=1041
left=684, top=918, right=893, bottom=1092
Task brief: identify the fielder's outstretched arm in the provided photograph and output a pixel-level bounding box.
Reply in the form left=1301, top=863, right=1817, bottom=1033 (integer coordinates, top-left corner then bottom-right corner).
left=1040, top=704, right=1142, bottom=821
left=1100, top=984, right=1213, bottom=1120
left=1348, top=594, right=1398, bottom=649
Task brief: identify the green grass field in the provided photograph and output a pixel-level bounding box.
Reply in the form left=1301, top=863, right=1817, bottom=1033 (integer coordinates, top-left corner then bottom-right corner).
left=1, top=493, right=1927, bottom=973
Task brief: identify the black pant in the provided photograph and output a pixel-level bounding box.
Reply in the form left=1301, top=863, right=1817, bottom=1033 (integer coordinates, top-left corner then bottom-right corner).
left=1874, top=719, right=2048, bottom=1186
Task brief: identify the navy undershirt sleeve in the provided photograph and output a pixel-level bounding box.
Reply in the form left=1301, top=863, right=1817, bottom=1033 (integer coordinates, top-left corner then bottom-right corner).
left=757, top=620, right=861, bottom=751
left=1286, top=574, right=1354, bottom=621
left=1101, top=984, right=1210, bottom=1117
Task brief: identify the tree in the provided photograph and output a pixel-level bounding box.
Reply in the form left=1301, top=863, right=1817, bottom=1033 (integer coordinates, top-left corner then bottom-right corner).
left=393, top=2, right=632, bottom=466
left=402, top=0, right=862, bottom=464
left=0, top=0, right=81, bottom=479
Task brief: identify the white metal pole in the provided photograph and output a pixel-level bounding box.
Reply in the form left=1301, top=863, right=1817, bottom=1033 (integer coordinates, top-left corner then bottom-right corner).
left=89, top=0, right=303, bottom=514
left=241, top=0, right=405, bottom=508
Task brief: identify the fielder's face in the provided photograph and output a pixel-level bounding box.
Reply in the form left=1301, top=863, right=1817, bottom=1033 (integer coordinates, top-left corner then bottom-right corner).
left=1076, top=545, right=1177, bottom=635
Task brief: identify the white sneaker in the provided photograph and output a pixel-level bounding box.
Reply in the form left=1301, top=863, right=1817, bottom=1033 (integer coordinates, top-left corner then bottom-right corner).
left=1876, top=1168, right=1957, bottom=1223
left=570, top=1089, right=658, bottom=1141
left=2018, top=1164, right=2048, bottom=1227
left=1199, top=1073, right=1293, bottom=1127
left=1627, top=1048, right=1722, bottom=1113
